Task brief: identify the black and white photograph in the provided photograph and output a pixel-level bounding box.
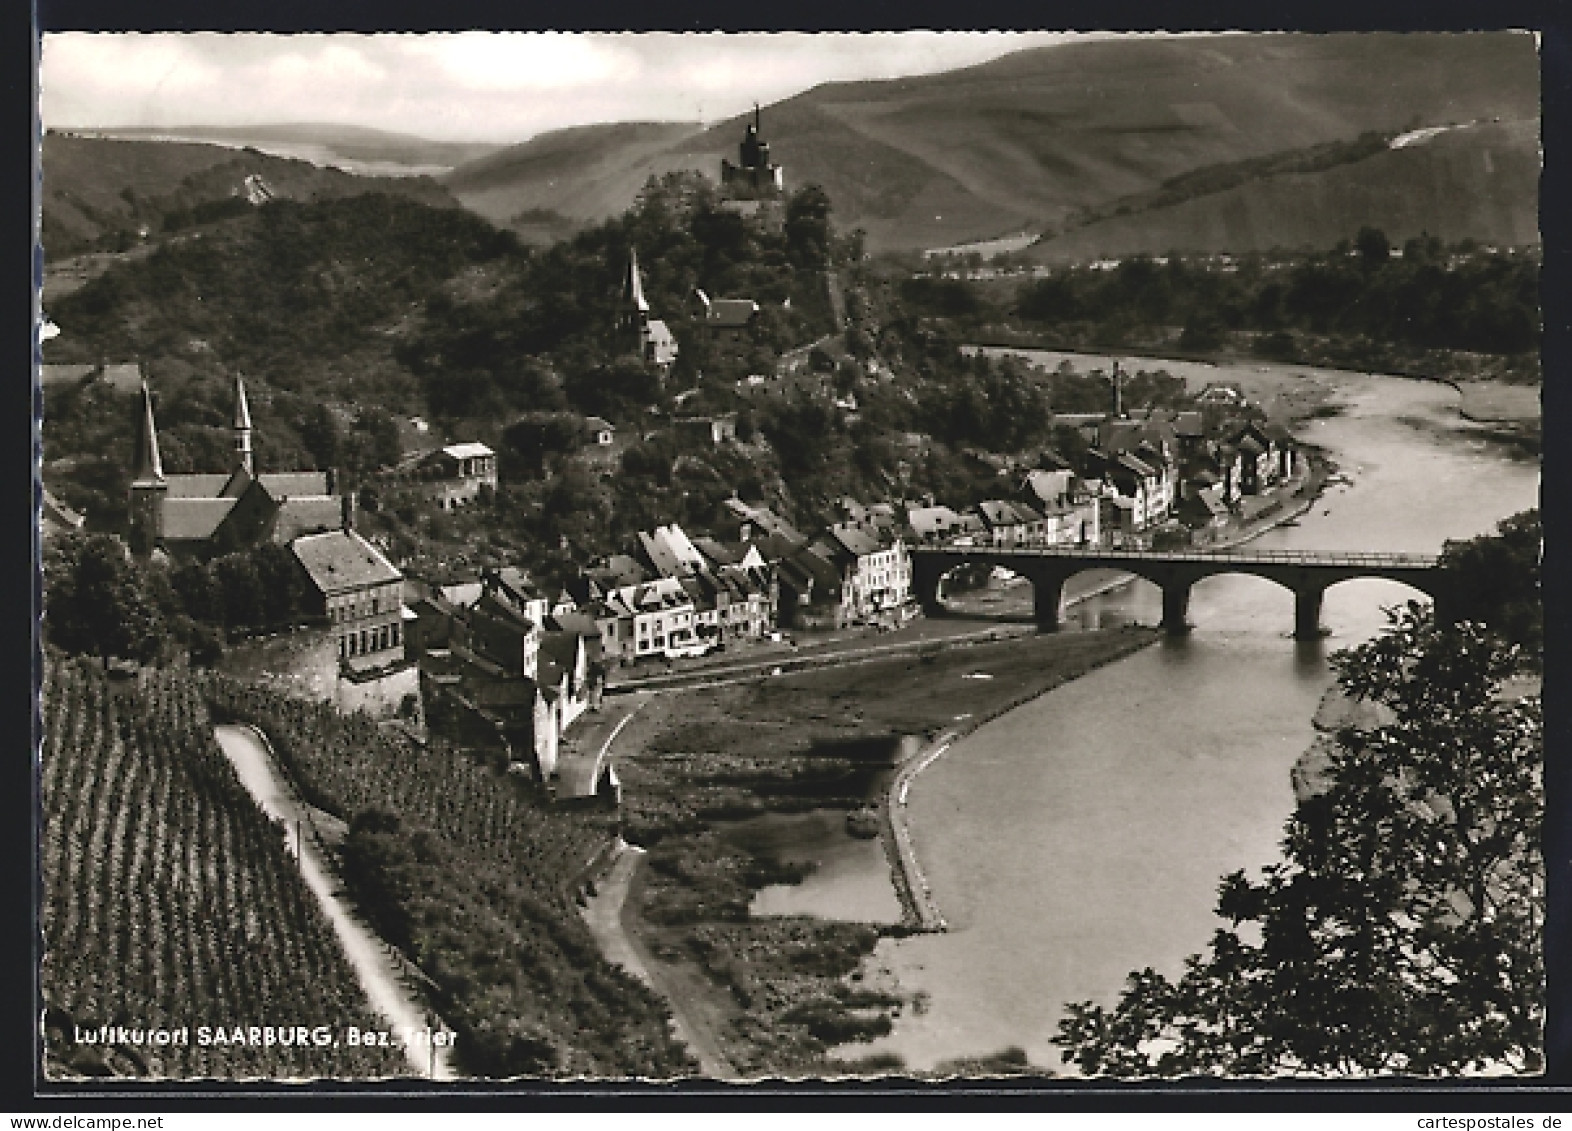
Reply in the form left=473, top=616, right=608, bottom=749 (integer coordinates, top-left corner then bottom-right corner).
left=32, top=27, right=1549, bottom=1087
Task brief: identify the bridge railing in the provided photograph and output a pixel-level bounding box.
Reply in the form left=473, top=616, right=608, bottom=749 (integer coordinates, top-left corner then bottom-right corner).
left=914, top=543, right=1440, bottom=568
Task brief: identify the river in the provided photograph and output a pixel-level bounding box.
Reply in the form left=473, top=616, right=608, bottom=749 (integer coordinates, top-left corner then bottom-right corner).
left=832, top=356, right=1541, bottom=1073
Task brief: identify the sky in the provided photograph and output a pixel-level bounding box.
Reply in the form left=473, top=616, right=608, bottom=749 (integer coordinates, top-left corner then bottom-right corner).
left=39, top=32, right=1082, bottom=145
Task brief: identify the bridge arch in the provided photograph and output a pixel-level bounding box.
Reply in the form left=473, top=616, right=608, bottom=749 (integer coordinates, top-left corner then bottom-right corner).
left=909, top=546, right=1443, bottom=642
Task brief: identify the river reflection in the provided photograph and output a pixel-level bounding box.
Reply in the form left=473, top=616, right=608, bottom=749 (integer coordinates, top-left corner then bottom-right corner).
left=719, top=809, right=903, bottom=926
left=833, top=361, right=1539, bottom=1074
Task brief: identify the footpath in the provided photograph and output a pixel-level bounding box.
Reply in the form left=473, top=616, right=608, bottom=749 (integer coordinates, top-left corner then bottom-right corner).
left=213, top=724, right=459, bottom=1081
left=579, top=842, right=735, bottom=1079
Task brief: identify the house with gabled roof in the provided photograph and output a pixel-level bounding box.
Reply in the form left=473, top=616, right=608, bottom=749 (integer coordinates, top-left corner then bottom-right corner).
left=821, top=521, right=912, bottom=625
left=777, top=541, right=846, bottom=629
left=973, top=499, right=1046, bottom=548
left=906, top=504, right=979, bottom=545
left=1226, top=421, right=1282, bottom=495
left=416, top=442, right=498, bottom=510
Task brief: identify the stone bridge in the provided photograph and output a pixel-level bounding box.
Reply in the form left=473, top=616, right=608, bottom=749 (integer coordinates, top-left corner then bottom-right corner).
left=910, top=545, right=1447, bottom=639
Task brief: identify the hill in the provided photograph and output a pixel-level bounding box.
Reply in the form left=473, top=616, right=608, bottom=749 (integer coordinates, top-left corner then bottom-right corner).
left=443, top=32, right=1538, bottom=254
left=1026, top=118, right=1541, bottom=262
left=84, top=122, right=502, bottom=177
left=42, top=132, right=464, bottom=257
left=442, top=120, right=707, bottom=232
left=45, top=193, right=515, bottom=404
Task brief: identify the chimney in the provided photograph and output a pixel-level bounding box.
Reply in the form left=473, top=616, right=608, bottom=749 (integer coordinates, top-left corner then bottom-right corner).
left=341, top=491, right=357, bottom=532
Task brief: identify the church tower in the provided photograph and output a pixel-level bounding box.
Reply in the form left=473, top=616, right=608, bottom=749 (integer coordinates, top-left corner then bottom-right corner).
left=128, top=380, right=167, bottom=552
left=233, top=373, right=254, bottom=475
left=619, top=248, right=651, bottom=337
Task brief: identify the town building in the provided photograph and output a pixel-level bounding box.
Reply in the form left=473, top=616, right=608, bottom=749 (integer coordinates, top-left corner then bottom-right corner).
left=294, top=528, right=406, bottom=669
left=693, top=289, right=761, bottom=349
left=906, top=504, right=987, bottom=546
left=291, top=525, right=420, bottom=718
left=674, top=413, right=739, bottom=446
left=620, top=576, right=703, bottom=660
left=973, top=499, right=1048, bottom=548
left=415, top=442, right=498, bottom=511
left=820, top=521, right=912, bottom=627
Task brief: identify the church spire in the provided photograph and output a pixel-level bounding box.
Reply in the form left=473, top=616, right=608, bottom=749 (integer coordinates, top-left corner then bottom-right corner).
left=233, top=373, right=254, bottom=475
left=132, top=380, right=164, bottom=483
left=622, top=248, right=650, bottom=320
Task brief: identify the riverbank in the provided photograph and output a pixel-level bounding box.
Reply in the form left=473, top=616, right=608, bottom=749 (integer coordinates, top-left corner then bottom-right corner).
left=882, top=457, right=1329, bottom=937
left=879, top=627, right=1157, bottom=933
left=605, top=624, right=1158, bottom=1076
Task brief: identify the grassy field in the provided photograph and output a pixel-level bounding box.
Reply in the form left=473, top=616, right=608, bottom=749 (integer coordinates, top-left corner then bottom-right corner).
left=611, top=624, right=1159, bottom=1076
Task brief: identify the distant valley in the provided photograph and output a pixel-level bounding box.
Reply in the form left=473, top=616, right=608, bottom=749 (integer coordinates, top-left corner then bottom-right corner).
left=42, top=32, right=1540, bottom=265
left=76, top=123, right=502, bottom=178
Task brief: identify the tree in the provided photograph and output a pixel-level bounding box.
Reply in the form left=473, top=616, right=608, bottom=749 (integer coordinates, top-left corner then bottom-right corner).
left=785, top=185, right=833, bottom=270
left=297, top=402, right=342, bottom=470
left=1055, top=603, right=1544, bottom=1077
left=1437, top=509, right=1541, bottom=656
left=1355, top=226, right=1391, bottom=270
left=43, top=533, right=166, bottom=663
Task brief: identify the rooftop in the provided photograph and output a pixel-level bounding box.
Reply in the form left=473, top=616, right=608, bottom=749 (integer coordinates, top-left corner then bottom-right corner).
left=293, top=530, right=402, bottom=595
left=159, top=497, right=237, bottom=541
left=258, top=471, right=332, bottom=498
left=707, top=298, right=760, bottom=328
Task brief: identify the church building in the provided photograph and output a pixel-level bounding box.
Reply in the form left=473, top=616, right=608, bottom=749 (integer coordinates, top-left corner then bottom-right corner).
left=128, top=375, right=344, bottom=557
left=127, top=373, right=420, bottom=719
left=618, top=248, right=679, bottom=371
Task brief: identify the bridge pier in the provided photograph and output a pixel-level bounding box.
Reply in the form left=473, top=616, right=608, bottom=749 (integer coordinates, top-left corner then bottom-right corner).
left=1294, top=586, right=1327, bottom=640
left=1161, top=582, right=1193, bottom=636
left=912, top=562, right=946, bottom=619
left=1032, top=574, right=1066, bottom=631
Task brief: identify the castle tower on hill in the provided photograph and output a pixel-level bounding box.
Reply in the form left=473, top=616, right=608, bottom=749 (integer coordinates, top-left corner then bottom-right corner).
left=720, top=104, right=784, bottom=199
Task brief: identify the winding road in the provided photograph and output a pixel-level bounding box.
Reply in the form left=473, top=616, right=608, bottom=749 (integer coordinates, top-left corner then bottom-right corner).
left=580, top=843, right=734, bottom=1078
left=213, top=724, right=459, bottom=1081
